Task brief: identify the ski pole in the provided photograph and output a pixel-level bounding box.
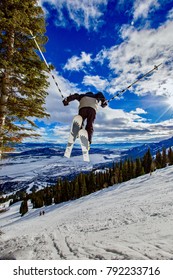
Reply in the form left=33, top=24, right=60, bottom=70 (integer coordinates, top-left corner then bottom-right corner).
left=107, top=63, right=162, bottom=103
left=29, top=30, right=64, bottom=99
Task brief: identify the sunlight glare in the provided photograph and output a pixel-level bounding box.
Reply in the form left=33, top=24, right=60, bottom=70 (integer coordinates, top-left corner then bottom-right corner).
left=167, top=96, right=173, bottom=108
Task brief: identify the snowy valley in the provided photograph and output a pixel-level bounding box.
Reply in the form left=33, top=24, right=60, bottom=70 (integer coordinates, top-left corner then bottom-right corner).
left=0, top=143, right=121, bottom=194
left=1, top=136, right=173, bottom=194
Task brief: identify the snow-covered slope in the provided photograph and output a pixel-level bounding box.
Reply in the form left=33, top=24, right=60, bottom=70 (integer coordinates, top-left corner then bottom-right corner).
left=0, top=165, right=173, bottom=260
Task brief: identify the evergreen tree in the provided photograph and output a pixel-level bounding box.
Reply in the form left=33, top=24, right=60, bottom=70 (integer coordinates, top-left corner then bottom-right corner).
left=130, top=160, right=136, bottom=178
left=135, top=158, right=142, bottom=177
left=32, top=193, right=44, bottom=208
left=119, top=169, right=123, bottom=183
left=20, top=199, right=28, bottom=216
left=96, top=171, right=104, bottom=189
left=110, top=170, right=117, bottom=185
left=54, top=185, right=62, bottom=204
left=80, top=174, right=87, bottom=196
left=44, top=187, right=53, bottom=206
left=0, top=0, right=50, bottom=157
left=118, top=161, right=123, bottom=183
left=88, top=172, right=96, bottom=192
left=74, top=178, right=80, bottom=199
left=61, top=180, right=71, bottom=201
left=142, top=148, right=152, bottom=173
left=161, top=147, right=167, bottom=168
left=114, top=163, right=120, bottom=184
left=122, top=160, right=128, bottom=181
left=104, top=170, right=110, bottom=186
left=65, top=180, right=72, bottom=200
left=155, top=150, right=162, bottom=169
left=168, top=147, right=173, bottom=165
left=141, top=166, right=145, bottom=176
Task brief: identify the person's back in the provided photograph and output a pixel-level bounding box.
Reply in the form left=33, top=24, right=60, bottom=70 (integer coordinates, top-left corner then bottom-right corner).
left=63, top=91, right=107, bottom=144
left=78, top=92, right=103, bottom=111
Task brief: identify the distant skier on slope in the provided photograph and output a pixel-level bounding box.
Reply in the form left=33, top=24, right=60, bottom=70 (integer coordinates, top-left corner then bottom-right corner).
left=63, top=92, right=107, bottom=145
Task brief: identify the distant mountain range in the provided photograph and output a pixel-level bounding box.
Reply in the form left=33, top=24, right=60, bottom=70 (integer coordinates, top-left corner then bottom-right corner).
left=121, top=136, right=173, bottom=159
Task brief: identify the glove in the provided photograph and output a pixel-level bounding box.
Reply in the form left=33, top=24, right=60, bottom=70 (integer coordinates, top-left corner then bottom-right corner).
left=101, top=101, right=107, bottom=108
left=63, top=98, right=69, bottom=106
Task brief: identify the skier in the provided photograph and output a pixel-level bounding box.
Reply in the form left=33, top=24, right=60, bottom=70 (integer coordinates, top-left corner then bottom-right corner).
left=63, top=92, right=107, bottom=145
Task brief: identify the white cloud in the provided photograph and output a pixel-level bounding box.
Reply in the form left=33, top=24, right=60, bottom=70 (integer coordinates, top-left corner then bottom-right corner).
left=133, top=0, right=160, bottom=21
left=51, top=124, right=71, bottom=143
left=63, top=52, right=92, bottom=71
left=167, top=7, right=173, bottom=21
left=44, top=70, right=80, bottom=124
left=39, top=0, right=108, bottom=31
left=92, top=106, right=173, bottom=143
left=82, top=75, right=108, bottom=91
left=130, top=108, right=147, bottom=114
left=96, top=20, right=173, bottom=98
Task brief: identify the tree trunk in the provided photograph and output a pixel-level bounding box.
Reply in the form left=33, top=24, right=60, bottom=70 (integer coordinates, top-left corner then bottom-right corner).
left=0, top=75, right=9, bottom=159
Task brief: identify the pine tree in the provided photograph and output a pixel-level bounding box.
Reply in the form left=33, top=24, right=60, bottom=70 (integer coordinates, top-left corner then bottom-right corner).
left=44, top=187, right=53, bottom=206
left=0, top=0, right=50, bottom=157
left=155, top=150, right=162, bottom=169
left=32, top=192, right=44, bottom=208
left=61, top=180, right=71, bottom=201
left=113, top=163, right=120, bottom=184
left=80, top=174, right=87, bottom=196
left=74, top=178, right=80, bottom=199
left=119, top=169, right=123, bottom=183
left=168, top=147, right=173, bottom=165
left=161, top=147, right=167, bottom=168
left=54, top=185, right=62, bottom=204
left=88, top=172, right=96, bottom=192
left=20, top=199, right=28, bottom=216
left=142, top=148, right=152, bottom=173
left=118, top=161, right=123, bottom=183
left=103, top=170, right=110, bottom=187
left=135, top=158, right=142, bottom=177
left=130, top=160, right=136, bottom=178
left=97, top=171, right=104, bottom=189
left=122, top=160, right=128, bottom=181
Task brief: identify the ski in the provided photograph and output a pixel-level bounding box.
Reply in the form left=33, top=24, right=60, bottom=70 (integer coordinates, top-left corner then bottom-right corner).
left=64, top=115, right=83, bottom=158
left=79, top=129, right=90, bottom=162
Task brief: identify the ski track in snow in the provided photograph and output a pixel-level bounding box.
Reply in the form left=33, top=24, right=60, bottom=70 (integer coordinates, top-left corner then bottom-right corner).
left=0, top=166, right=173, bottom=260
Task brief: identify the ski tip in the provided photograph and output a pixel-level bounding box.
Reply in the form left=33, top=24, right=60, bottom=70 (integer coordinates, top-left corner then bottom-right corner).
left=84, top=159, right=90, bottom=162
left=64, top=155, right=70, bottom=159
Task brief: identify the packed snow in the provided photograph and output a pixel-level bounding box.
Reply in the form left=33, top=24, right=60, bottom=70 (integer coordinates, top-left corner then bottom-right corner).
left=0, top=165, right=173, bottom=260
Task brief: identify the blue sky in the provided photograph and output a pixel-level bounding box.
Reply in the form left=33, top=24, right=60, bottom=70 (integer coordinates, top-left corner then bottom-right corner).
left=34, top=0, right=173, bottom=144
